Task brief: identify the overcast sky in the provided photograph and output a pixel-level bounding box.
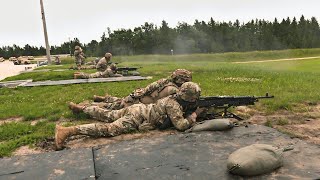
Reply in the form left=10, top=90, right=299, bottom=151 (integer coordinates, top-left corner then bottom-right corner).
left=0, top=0, right=319, bottom=47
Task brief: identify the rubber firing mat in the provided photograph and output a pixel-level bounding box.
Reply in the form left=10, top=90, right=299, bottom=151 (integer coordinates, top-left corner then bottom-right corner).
left=19, top=76, right=151, bottom=87
left=93, top=125, right=320, bottom=179
left=0, top=148, right=95, bottom=180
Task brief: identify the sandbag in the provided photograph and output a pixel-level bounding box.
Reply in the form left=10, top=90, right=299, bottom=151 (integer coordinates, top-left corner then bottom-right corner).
left=227, top=144, right=292, bottom=176
left=189, top=118, right=235, bottom=132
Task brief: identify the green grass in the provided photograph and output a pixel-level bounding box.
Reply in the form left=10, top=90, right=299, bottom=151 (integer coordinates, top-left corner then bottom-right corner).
left=1, top=48, right=320, bottom=156
left=0, top=121, right=55, bottom=157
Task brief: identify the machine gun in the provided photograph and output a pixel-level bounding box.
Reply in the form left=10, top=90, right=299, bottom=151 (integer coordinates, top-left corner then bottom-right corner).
left=115, top=67, right=140, bottom=76
left=197, top=93, right=274, bottom=120
left=107, top=62, right=119, bottom=65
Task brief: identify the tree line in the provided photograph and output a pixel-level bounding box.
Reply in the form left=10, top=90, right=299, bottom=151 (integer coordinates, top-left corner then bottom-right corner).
left=1, top=15, right=320, bottom=58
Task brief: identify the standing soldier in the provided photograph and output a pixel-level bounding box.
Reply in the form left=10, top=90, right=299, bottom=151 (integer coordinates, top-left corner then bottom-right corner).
left=74, top=46, right=86, bottom=70
left=55, top=82, right=205, bottom=150
left=93, top=69, right=192, bottom=110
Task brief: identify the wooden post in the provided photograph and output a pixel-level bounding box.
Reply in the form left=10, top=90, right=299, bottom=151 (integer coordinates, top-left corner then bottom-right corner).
left=40, top=0, right=51, bottom=64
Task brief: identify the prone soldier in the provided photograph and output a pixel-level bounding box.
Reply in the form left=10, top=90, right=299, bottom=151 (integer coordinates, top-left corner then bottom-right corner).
left=93, top=69, right=192, bottom=110
left=55, top=82, right=205, bottom=150
left=73, top=63, right=123, bottom=79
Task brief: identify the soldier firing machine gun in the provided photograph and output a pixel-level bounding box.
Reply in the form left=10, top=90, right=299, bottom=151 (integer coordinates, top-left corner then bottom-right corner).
left=106, top=62, right=141, bottom=76
left=197, top=93, right=274, bottom=120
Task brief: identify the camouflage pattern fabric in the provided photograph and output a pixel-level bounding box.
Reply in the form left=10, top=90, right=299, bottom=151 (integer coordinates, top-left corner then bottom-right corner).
left=76, top=68, right=122, bottom=79
left=77, top=96, right=196, bottom=137
left=105, top=96, right=122, bottom=103
left=70, top=65, right=96, bottom=70
left=85, top=58, right=99, bottom=66
left=74, top=48, right=85, bottom=66
left=131, top=78, right=176, bottom=98
left=102, top=100, right=127, bottom=110
left=170, top=69, right=192, bottom=86
left=96, top=57, right=109, bottom=72
left=80, top=51, right=86, bottom=65
left=129, top=68, right=191, bottom=99
left=90, top=69, right=192, bottom=110
left=178, top=82, right=201, bottom=102
left=100, top=78, right=179, bottom=110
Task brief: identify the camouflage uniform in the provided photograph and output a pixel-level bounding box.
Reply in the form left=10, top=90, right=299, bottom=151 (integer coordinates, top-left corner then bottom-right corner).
left=99, top=69, right=192, bottom=110
left=75, top=65, right=122, bottom=79
left=70, top=65, right=96, bottom=70
left=96, top=57, right=108, bottom=72
left=85, top=58, right=100, bottom=66
left=55, top=82, right=202, bottom=149
left=74, top=46, right=85, bottom=68
left=96, top=53, right=112, bottom=72
left=80, top=94, right=199, bottom=137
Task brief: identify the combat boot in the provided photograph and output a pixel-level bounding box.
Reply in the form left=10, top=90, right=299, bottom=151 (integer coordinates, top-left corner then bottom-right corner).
left=55, top=125, right=78, bottom=150
left=93, top=95, right=106, bottom=102
left=68, top=102, right=84, bottom=114
left=74, top=73, right=82, bottom=79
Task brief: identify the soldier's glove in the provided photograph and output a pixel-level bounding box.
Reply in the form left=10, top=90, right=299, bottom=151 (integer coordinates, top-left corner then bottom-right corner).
left=195, top=107, right=208, bottom=117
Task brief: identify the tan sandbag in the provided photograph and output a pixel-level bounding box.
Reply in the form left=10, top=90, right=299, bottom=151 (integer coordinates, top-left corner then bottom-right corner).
left=227, top=144, right=292, bottom=176
left=190, top=118, right=235, bottom=132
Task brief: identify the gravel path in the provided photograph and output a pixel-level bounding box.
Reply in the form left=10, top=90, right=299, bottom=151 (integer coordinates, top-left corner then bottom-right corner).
left=0, top=61, right=38, bottom=81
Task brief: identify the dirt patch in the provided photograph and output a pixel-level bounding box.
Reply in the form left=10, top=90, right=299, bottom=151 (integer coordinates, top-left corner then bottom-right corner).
left=0, top=117, right=47, bottom=126
left=0, top=117, right=23, bottom=125
left=275, top=120, right=320, bottom=144
left=13, top=145, right=45, bottom=156
left=238, top=104, right=320, bottom=145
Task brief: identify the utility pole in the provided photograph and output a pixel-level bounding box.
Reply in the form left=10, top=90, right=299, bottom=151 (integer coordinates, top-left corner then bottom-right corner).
left=40, top=0, right=51, bottom=64
left=69, top=37, right=72, bottom=56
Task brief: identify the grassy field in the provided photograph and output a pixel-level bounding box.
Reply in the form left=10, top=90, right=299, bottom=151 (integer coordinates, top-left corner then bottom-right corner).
left=1, top=48, right=320, bottom=156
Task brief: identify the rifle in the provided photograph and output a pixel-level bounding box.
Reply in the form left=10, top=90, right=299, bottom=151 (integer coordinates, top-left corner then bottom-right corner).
left=115, top=67, right=140, bottom=76
left=107, top=62, right=119, bottom=65
left=196, top=93, right=274, bottom=120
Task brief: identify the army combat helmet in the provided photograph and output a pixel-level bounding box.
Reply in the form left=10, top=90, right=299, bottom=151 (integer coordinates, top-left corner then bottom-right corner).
left=105, top=52, right=112, bottom=60
left=178, top=82, right=201, bottom=102
left=171, top=69, right=192, bottom=86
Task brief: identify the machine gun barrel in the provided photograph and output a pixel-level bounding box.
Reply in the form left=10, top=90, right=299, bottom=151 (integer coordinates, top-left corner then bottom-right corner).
left=196, top=93, right=274, bottom=120
left=116, top=67, right=139, bottom=71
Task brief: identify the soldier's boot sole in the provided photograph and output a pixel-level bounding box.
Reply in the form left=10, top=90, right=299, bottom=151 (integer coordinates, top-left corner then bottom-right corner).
left=55, top=125, right=78, bottom=150
left=93, top=95, right=106, bottom=102
left=68, top=102, right=84, bottom=114
left=55, top=125, right=68, bottom=150
left=73, top=74, right=79, bottom=79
